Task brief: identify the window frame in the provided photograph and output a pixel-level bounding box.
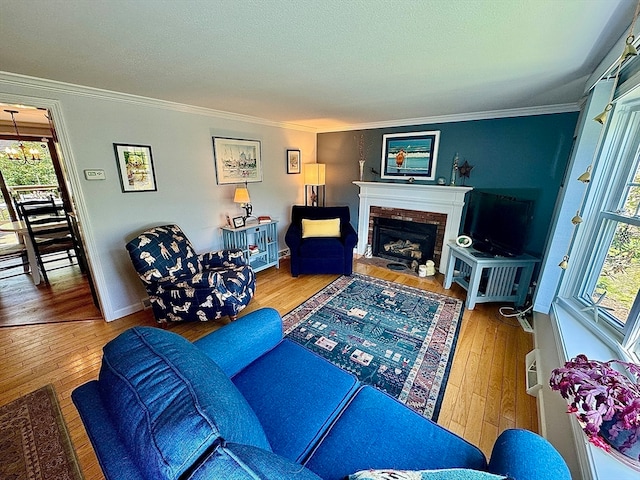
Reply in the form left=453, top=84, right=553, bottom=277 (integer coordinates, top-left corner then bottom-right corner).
left=557, top=95, right=640, bottom=360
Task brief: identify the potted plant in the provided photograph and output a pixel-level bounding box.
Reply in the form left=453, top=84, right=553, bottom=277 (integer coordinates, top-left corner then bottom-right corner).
left=550, top=354, right=640, bottom=462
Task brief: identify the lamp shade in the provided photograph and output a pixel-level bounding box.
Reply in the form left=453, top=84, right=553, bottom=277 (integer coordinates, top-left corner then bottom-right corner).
left=233, top=186, right=251, bottom=204
left=303, top=164, right=326, bottom=186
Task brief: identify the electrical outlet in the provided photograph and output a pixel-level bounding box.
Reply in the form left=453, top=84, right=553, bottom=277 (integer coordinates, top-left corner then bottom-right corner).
left=142, top=297, right=151, bottom=309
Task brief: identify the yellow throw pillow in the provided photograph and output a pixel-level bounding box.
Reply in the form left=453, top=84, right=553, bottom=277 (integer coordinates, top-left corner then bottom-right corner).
left=301, top=218, right=341, bottom=238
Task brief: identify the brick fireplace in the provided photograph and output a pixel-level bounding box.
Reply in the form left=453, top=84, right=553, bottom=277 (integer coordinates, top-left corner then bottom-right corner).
left=369, top=207, right=446, bottom=268
left=354, top=182, right=472, bottom=274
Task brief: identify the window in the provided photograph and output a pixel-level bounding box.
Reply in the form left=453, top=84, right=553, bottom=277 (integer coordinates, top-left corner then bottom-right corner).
left=583, top=155, right=640, bottom=328
left=562, top=94, right=640, bottom=358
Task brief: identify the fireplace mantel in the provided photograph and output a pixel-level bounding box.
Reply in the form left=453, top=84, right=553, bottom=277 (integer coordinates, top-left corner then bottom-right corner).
left=354, top=182, right=472, bottom=274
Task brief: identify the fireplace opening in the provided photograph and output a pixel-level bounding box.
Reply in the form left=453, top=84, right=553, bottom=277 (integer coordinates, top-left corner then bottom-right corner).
left=372, top=217, right=437, bottom=269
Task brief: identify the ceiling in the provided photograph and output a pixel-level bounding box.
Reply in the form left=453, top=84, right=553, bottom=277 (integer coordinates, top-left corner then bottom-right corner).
left=0, top=0, right=636, bottom=131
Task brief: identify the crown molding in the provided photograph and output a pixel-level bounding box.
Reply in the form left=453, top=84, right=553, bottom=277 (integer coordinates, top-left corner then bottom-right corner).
left=0, top=71, right=317, bottom=133
left=0, top=71, right=581, bottom=135
left=316, top=103, right=581, bottom=133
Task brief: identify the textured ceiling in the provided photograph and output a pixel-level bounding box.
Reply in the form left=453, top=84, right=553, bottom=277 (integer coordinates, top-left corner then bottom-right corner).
left=0, top=0, right=636, bottom=130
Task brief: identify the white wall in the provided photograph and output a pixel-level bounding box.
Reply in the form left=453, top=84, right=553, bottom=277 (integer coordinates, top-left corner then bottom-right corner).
left=0, top=73, right=316, bottom=320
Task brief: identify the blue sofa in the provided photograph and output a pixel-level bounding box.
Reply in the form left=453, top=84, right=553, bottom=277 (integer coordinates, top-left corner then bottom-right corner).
left=72, top=308, right=570, bottom=480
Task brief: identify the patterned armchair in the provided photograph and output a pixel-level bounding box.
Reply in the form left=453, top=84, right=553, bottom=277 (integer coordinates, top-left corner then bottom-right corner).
left=126, top=224, right=255, bottom=323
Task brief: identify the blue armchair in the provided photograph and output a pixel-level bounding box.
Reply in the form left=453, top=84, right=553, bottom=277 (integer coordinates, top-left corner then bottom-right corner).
left=285, top=206, right=358, bottom=277
left=126, top=224, right=255, bottom=323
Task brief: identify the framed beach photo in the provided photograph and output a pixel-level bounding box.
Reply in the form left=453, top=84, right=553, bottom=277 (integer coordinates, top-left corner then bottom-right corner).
left=380, top=130, right=440, bottom=181
left=113, top=143, right=157, bottom=192
left=213, top=136, right=262, bottom=184
left=287, top=149, right=301, bottom=174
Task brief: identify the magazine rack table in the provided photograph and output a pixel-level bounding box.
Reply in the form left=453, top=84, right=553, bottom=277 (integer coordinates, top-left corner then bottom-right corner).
left=443, top=242, right=539, bottom=310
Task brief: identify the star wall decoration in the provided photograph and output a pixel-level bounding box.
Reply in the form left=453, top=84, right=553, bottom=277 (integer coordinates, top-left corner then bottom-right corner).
left=457, top=160, right=474, bottom=185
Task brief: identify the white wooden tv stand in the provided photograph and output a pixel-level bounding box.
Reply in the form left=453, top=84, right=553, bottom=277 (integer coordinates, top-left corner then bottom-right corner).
left=443, top=243, right=539, bottom=310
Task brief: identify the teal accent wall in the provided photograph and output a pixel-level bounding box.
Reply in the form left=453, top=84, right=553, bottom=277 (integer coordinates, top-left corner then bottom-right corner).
left=318, top=112, right=579, bottom=258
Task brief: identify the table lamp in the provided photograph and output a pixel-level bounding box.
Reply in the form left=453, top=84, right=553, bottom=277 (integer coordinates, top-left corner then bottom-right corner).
left=233, top=184, right=252, bottom=219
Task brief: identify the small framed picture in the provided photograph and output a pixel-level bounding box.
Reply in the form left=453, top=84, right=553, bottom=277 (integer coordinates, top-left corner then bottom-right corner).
left=287, top=149, right=301, bottom=174
left=232, top=216, right=245, bottom=228
left=113, top=143, right=157, bottom=192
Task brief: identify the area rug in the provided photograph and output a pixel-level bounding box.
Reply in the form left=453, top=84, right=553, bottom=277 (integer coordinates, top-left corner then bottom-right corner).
left=283, top=273, right=464, bottom=421
left=0, top=384, right=84, bottom=480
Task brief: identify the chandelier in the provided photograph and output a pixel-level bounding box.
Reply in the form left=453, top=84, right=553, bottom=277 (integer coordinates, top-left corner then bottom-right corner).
left=2, top=109, right=42, bottom=164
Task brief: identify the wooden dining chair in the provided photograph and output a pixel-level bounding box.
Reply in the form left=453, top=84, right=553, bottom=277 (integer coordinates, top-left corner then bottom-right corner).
left=16, top=198, right=80, bottom=284
left=0, top=236, right=29, bottom=279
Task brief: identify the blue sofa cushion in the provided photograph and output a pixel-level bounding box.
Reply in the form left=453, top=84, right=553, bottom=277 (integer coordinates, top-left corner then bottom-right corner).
left=186, top=442, right=322, bottom=480
left=305, top=386, right=487, bottom=480
left=98, top=327, right=271, bottom=480
left=299, top=237, right=346, bottom=257
left=232, top=339, right=360, bottom=463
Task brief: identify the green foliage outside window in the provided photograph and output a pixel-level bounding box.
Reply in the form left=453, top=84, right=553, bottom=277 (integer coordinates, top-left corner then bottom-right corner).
left=0, top=140, right=57, bottom=186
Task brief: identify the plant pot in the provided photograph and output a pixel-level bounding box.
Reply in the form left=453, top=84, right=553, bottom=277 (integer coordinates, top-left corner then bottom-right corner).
left=600, top=418, right=640, bottom=464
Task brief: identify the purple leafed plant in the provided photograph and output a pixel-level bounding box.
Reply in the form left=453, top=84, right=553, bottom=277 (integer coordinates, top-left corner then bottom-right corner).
left=550, top=354, right=640, bottom=457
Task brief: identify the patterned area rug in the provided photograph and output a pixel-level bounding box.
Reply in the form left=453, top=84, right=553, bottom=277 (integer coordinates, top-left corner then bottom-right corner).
left=0, top=384, right=84, bottom=480
left=283, top=273, right=464, bottom=421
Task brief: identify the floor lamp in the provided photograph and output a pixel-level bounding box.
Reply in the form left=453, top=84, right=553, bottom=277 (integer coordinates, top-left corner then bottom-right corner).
left=303, top=164, right=326, bottom=207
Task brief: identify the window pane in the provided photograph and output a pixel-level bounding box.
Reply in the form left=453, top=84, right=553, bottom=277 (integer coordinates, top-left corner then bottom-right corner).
left=620, top=153, right=640, bottom=217
left=622, top=185, right=640, bottom=217
left=593, top=222, right=640, bottom=326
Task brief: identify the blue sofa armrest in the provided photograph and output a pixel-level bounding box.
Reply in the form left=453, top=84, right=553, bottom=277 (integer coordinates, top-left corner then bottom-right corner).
left=488, top=429, right=571, bottom=480
left=72, top=381, right=146, bottom=480
left=194, top=307, right=284, bottom=377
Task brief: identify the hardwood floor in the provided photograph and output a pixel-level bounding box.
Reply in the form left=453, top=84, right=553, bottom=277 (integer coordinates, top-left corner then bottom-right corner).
left=0, top=258, right=537, bottom=479
left=0, top=261, right=101, bottom=326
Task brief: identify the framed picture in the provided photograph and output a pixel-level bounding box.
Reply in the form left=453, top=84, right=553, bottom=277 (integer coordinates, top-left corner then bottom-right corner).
left=380, top=130, right=440, bottom=181
left=113, top=143, right=157, bottom=192
left=286, top=149, right=301, bottom=174
left=232, top=216, right=245, bottom=228
left=213, top=136, right=262, bottom=184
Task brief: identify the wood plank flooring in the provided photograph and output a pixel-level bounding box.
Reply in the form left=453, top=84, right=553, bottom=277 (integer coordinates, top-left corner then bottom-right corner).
left=0, top=258, right=537, bottom=480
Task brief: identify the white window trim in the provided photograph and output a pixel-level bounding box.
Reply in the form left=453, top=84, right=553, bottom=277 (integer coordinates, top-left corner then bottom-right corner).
left=556, top=93, right=640, bottom=361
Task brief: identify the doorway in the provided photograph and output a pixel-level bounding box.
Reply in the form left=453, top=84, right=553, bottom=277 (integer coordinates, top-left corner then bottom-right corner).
left=0, top=104, right=101, bottom=325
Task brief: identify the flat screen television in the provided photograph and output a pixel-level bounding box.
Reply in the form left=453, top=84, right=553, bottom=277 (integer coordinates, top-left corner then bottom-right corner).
left=463, top=190, right=535, bottom=257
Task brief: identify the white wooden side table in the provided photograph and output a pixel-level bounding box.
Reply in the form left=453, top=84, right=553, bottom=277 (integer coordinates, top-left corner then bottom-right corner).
left=443, top=242, right=539, bottom=310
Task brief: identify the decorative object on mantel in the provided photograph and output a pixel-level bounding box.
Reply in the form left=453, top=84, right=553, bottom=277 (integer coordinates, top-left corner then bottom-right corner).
left=437, top=176, right=446, bottom=185
left=450, top=153, right=459, bottom=185
left=457, top=160, right=474, bottom=185
left=558, top=0, right=640, bottom=270
left=550, top=354, right=640, bottom=467
left=355, top=133, right=369, bottom=181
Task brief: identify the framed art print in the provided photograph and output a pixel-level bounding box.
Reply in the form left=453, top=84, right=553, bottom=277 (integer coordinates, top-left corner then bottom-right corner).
left=113, top=143, right=157, bottom=192
left=287, top=149, right=301, bottom=174
left=213, top=136, right=263, bottom=184
left=380, top=130, right=440, bottom=181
